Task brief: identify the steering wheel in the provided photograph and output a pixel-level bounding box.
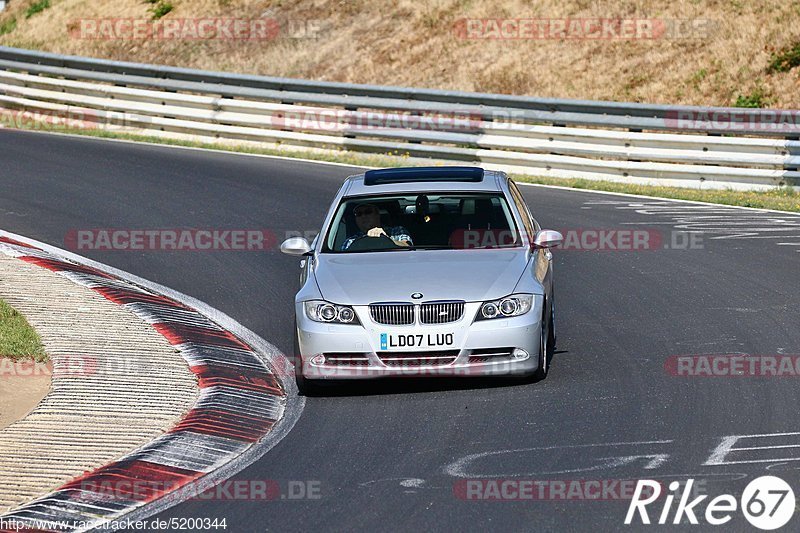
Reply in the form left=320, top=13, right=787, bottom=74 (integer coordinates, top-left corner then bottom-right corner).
left=346, top=233, right=400, bottom=251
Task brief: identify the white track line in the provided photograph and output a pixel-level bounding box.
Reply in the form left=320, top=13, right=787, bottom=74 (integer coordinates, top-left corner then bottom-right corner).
left=517, top=181, right=800, bottom=216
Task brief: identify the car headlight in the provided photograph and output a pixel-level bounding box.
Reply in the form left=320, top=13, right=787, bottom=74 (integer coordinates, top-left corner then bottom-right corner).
left=304, top=300, right=360, bottom=324
left=476, top=294, right=533, bottom=320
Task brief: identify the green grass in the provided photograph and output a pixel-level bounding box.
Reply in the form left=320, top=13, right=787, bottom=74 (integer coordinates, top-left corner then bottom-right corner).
left=0, top=17, right=17, bottom=36
left=768, top=42, right=800, bottom=73
left=733, top=87, right=769, bottom=108
left=25, top=0, right=51, bottom=19
left=689, top=68, right=707, bottom=89
left=10, top=124, right=800, bottom=213
left=0, top=300, right=47, bottom=362
left=150, top=1, right=174, bottom=20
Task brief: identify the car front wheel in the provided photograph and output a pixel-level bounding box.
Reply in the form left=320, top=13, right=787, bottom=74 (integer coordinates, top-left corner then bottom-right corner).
left=533, top=302, right=554, bottom=380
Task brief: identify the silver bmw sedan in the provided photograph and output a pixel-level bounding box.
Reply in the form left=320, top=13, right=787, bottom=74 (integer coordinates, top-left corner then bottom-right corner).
left=280, top=167, right=563, bottom=394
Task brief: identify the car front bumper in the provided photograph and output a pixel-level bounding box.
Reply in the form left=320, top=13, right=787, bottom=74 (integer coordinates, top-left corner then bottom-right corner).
left=295, top=300, right=543, bottom=380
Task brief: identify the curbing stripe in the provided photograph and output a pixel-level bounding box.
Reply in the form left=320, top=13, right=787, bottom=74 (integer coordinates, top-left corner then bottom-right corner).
left=125, top=432, right=250, bottom=473
left=20, top=257, right=115, bottom=279
left=0, top=236, right=36, bottom=249
left=0, top=233, right=301, bottom=533
left=0, top=250, right=198, bottom=515
left=192, top=364, right=283, bottom=394
left=126, top=303, right=225, bottom=330
left=94, top=288, right=193, bottom=309
left=58, top=272, right=152, bottom=293
left=152, top=323, right=251, bottom=351
left=179, top=345, right=270, bottom=371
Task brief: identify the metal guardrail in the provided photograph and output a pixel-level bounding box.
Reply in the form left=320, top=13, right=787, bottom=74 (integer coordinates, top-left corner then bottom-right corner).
left=0, top=46, right=798, bottom=189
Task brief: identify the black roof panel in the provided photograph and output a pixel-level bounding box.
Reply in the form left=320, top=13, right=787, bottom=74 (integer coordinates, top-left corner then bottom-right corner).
left=363, top=167, right=485, bottom=186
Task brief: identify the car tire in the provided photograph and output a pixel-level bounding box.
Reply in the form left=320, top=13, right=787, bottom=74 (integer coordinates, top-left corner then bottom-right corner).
left=295, top=371, right=314, bottom=396
left=533, top=303, right=554, bottom=381
left=550, top=290, right=557, bottom=350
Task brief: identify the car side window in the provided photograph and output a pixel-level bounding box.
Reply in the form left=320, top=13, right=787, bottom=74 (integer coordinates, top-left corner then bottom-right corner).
left=507, top=181, right=536, bottom=240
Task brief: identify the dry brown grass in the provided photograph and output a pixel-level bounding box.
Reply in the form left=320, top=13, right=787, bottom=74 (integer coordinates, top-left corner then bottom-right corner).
left=1, top=0, right=799, bottom=107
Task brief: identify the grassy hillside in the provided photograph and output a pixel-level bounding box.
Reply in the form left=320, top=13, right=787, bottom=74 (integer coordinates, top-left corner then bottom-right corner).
left=0, top=0, right=798, bottom=107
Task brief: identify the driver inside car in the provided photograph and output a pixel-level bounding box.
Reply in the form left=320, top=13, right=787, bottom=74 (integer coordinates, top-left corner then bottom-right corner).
left=341, top=202, right=413, bottom=250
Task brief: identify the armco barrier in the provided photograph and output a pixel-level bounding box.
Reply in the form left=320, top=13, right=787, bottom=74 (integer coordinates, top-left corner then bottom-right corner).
left=0, top=46, right=798, bottom=190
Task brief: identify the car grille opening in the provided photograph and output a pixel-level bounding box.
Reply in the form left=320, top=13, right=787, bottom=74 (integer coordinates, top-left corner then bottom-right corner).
left=323, top=353, right=370, bottom=366
left=419, top=301, right=465, bottom=324
left=369, top=301, right=465, bottom=325
left=468, top=347, right=515, bottom=364
left=369, top=303, right=415, bottom=325
left=378, top=350, right=459, bottom=367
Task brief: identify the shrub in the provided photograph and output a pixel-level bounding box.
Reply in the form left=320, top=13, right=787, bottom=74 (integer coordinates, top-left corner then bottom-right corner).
left=150, top=1, right=173, bottom=20
left=0, top=17, right=17, bottom=35
left=25, top=0, right=51, bottom=19
left=733, top=87, right=769, bottom=108
left=768, top=42, right=800, bottom=73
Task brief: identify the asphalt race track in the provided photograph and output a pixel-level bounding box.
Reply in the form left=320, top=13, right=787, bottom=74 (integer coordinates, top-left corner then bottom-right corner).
left=3, top=129, right=800, bottom=531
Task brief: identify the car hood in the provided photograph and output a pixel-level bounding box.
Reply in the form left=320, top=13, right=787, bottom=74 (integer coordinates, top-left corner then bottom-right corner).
left=313, top=249, right=530, bottom=305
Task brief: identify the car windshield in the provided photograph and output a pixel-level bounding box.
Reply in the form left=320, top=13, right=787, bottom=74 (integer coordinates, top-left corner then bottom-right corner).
left=322, top=192, right=522, bottom=253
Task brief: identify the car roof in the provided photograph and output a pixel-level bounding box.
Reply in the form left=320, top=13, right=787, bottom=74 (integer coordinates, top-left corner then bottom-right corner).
left=342, top=167, right=507, bottom=197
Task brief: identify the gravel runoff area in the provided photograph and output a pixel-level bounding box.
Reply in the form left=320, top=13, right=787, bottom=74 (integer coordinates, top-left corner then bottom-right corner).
left=0, top=253, right=199, bottom=513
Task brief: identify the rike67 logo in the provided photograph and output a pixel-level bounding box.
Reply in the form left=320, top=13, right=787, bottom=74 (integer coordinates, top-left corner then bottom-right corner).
left=625, top=476, right=795, bottom=530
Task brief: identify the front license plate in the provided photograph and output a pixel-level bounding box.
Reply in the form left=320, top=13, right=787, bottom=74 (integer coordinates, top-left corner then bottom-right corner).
left=379, top=332, right=454, bottom=351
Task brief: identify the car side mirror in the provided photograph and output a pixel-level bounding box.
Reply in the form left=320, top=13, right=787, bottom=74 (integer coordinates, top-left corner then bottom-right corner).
left=280, top=237, right=312, bottom=256
left=533, top=229, right=563, bottom=249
